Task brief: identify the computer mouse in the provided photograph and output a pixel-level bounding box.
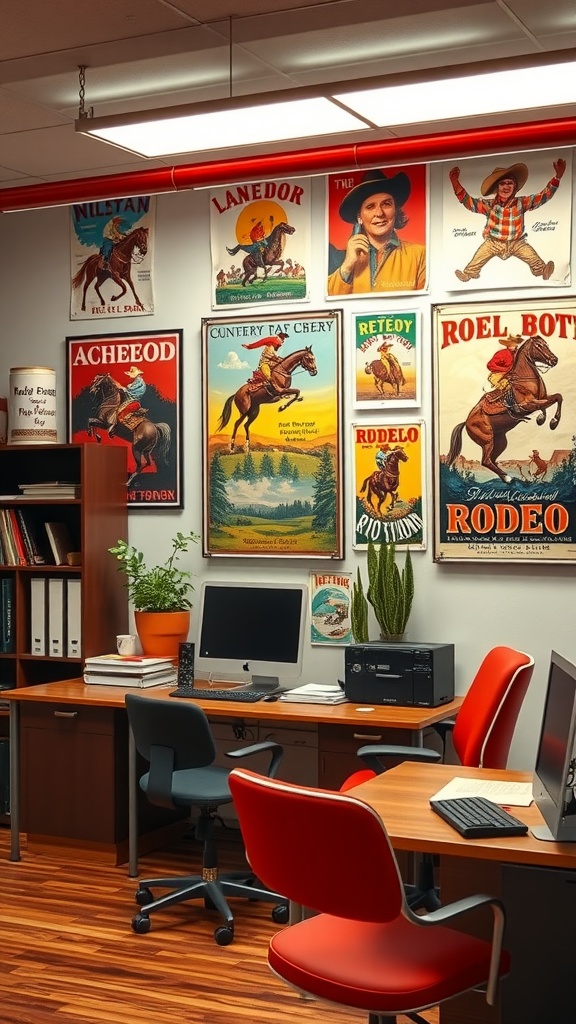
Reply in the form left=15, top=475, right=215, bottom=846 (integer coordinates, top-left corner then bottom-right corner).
left=263, top=693, right=280, bottom=702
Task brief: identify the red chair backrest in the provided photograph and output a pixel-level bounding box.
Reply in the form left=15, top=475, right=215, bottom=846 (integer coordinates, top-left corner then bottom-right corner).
left=229, top=768, right=405, bottom=923
left=453, top=646, right=534, bottom=768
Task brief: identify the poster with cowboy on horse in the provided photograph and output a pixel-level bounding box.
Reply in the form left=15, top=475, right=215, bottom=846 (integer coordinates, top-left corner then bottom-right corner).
left=352, top=421, right=425, bottom=550
left=70, top=196, right=155, bottom=320
left=209, top=177, right=311, bottom=307
left=66, top=330, right=182, bottom=509
left=433, top=298, right=576, bottom=563
left=352, top=310, right=421, bottom=409
left=202, top=310, right=343, bottom=558
left=442, top=150, right=572, bottom=292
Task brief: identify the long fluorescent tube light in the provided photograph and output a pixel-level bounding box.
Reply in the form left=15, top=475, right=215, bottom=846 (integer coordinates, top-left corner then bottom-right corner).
left=76, top=49, right=576, bottom=159
left=76, top=95, right=372, bottom=158
left=334, top=60, right=576, bottom=127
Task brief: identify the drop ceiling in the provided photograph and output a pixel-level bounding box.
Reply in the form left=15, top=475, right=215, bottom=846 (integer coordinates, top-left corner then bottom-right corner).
left=0, top=0, right=574, bottom=194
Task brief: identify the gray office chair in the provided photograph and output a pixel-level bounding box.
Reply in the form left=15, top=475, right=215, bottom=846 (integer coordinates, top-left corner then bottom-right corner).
left=126, top=693, right=288, bottom=945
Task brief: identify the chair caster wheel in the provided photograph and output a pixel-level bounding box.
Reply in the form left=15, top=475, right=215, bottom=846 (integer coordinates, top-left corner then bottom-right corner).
left=272, top=903, right=289, bottom=925
left=132, top=913, right=151, bottom=934
left=135, top=887, right=153, bottom=906
left=214, top=924, right=234, bottom=946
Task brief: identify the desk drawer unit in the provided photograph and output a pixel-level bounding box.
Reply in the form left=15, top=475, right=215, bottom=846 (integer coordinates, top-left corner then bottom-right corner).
left=318, top=723, right=414, bottom=790
left=20, top=702, right=125, bottom=845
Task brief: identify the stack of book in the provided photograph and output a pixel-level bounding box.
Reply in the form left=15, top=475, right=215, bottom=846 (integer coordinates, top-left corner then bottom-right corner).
left=84, top=654, right=177, bottom=688
left=18, top=481, right=80, bottom=498
left=279, top=683, right=348, bottom=705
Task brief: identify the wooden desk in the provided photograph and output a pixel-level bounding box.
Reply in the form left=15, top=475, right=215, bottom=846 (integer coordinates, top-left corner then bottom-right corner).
left=4, top=680, right=462, bottom=875
left=350, top=762, right=576, bottom=1024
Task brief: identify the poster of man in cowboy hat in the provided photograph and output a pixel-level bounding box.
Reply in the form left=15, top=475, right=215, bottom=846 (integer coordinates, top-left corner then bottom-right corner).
left=326, top=165, right=428, bottom=297
left=443, top=150, right=572, bottom=291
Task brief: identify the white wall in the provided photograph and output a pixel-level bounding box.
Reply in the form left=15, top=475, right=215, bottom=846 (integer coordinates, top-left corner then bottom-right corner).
left=0, top=160, right=574, bottom=770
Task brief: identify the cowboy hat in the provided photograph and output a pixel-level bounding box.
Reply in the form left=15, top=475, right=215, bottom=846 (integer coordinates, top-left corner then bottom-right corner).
left=338, top=169, right=411, bottom=222
left=125, top=366, right=143, bottom=378
left=481, top=163, right=529, bottom=196
left=497, top=334, right=523, bottom=348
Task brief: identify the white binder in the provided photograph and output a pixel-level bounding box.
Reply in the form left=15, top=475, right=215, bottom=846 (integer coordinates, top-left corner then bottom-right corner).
left=66, top=578, right=82, bottom=658
left=30, top=577, right=46, bottom=656
left=48, top=578, right=64, bottom=657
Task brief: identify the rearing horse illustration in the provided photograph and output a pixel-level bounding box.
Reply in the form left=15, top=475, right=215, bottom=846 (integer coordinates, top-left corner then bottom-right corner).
left=447, top=335, right=562, bottom=483
left=87, top=373, right=171, bottom=487
left=360, top=447, right=408, bottom=513
left=72, top=227, right=148, bottom=311
left=227, top=222, right=295, bottom=286
left=216, top=346, right=317, bottom=451
left=365, top=357, right=405, bottom=397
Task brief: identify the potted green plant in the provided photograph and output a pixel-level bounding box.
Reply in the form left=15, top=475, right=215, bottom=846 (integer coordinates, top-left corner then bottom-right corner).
left=109, top=531, right=200, bottom=656
left=350, top=540, right=414, bottom=643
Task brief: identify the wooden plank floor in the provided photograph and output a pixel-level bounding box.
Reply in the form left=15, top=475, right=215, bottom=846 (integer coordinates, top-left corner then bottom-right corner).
left=0, top=825, right=438, bottom=1024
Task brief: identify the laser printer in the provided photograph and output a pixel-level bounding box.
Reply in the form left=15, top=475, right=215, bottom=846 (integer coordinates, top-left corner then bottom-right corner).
left=344, top=642, right=455, bottom=707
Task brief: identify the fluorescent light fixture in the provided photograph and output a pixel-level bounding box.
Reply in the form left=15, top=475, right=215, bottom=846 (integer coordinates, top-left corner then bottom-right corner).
left=76, top=49, right=576, bottom=159
left=76, top=95, right=372, bottom=158
left=334, top=60, right=576, bottom=127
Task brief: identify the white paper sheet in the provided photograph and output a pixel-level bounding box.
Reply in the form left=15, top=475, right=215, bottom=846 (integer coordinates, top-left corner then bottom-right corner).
left=430, top=776, right=533, bottom=807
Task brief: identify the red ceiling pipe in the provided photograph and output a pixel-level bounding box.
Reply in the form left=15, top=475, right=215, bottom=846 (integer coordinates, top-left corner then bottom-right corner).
left=1, top=115, right=575, bottom=212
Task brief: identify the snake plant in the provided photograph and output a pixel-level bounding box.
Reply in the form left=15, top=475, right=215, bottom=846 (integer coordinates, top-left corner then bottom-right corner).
left=351, top=541, right=414, bottom=642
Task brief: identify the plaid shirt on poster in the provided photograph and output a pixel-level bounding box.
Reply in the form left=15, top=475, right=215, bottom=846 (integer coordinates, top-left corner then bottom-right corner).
left=453, top=177, right=560, bottom=241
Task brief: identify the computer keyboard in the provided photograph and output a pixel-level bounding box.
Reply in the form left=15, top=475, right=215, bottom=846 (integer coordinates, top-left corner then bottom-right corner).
left=169, top=685, right=267, bottom=702
left=430, top=795, right=528, bottom=838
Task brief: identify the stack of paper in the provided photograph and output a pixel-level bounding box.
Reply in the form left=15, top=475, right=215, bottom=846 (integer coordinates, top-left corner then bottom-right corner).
left=84, top=653, right=177, bottom=688
left=280, top=683, right=348, bottom=704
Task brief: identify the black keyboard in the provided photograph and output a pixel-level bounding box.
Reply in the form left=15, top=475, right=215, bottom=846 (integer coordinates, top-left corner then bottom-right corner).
left=169, top=686, right=266, bottom=702
left=430, top=796, right=528, bottom=838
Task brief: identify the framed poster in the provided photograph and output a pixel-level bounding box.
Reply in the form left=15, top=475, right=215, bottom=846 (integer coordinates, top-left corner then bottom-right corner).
left=433, top=298, right=576, bottom=562
left=310, top=571, right=352, bottom=646
left=326, top=164, right=428, bottom=298
left=352, top=309, right=421, bottom=409
left=352, top=420, right=426, bottom=550
left=66, top=330, right=183, bottom=509
left=202, top=310, right=343, bottom=558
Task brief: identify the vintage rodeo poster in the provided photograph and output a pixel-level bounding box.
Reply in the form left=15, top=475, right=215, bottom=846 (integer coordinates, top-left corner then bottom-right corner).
left=433, top=298, right=576, bottom=562
left=352, top=309, right=420, bottom=409
left=66, top=330, right=182, bottom=509
left=70, top=196, right=155, bottom=320
left=352, top=420, right=425, bottom=550
left=202, top=310, right=343, bottom=558
left=209, top=177, right=311, bottom=307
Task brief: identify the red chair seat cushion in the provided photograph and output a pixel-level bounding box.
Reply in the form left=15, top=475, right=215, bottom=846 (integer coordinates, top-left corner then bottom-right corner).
left=269, top=913, right=510, bottom=1014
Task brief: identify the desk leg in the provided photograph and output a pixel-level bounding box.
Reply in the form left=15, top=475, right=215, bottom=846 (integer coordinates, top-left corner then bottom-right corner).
left=9, top=702, right=20, bottom=862
left=128, top=726, right=138, bottom=878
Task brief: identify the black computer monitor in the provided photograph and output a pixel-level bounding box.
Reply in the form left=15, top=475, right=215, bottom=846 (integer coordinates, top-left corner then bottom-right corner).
left=531, top=650, right=576, bottom=842
left=195, top=580, right=307, bottom=691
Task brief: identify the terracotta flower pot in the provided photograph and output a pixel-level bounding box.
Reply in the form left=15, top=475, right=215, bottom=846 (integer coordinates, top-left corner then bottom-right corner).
left=134, top=609, right=191, bottom=659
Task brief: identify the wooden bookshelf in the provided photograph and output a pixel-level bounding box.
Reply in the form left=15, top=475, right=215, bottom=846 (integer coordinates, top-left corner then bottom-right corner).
left=0, top=442, right=128, bottom=690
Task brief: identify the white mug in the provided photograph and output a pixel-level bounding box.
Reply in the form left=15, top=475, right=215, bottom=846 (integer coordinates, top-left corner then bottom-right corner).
left=117, top=634, right=138, bottom=656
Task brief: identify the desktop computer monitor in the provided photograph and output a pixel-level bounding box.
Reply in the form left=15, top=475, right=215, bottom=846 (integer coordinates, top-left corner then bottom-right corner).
left=531, top=650, right=576, bottom=842
left=195, top=580, right=308, bottom=691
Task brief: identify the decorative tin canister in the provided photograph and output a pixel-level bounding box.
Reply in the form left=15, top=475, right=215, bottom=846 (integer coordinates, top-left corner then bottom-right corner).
left=9, top=366, right=57, bottom=445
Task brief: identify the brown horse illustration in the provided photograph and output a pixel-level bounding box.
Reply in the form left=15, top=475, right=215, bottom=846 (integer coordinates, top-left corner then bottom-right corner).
left=360, top=447, right=408, bottom=513
left=87, top=373, right=171, bottom=487
left=447, top=335, right=562, bottom=483
left=72, top=227, right=148, bottom=311
left=365, top=356, right=405, bottom=397
left=227, top=222, right=295, bottom=286
left=216, top=346, right=317, bottom=451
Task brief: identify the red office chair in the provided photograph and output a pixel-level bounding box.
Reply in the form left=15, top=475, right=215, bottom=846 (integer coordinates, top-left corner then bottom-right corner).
left=341, top=646, right=535, bottom=911
left=229, top=768, right=510, bottom=1024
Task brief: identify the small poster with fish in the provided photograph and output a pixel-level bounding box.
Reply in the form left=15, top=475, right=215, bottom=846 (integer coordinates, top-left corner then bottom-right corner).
left=70, top=196, right=155, bottom=320
left=353, top=420, right=425, bottom=550
left=209, top=177, right=311, bottom=307
left=433, top=298, right=576, bottom=562
left=202, top=309, right=343, bottom=558
left=352, top=309, right=420, bottom=409
left=310, top=572, right=352, bottom=646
